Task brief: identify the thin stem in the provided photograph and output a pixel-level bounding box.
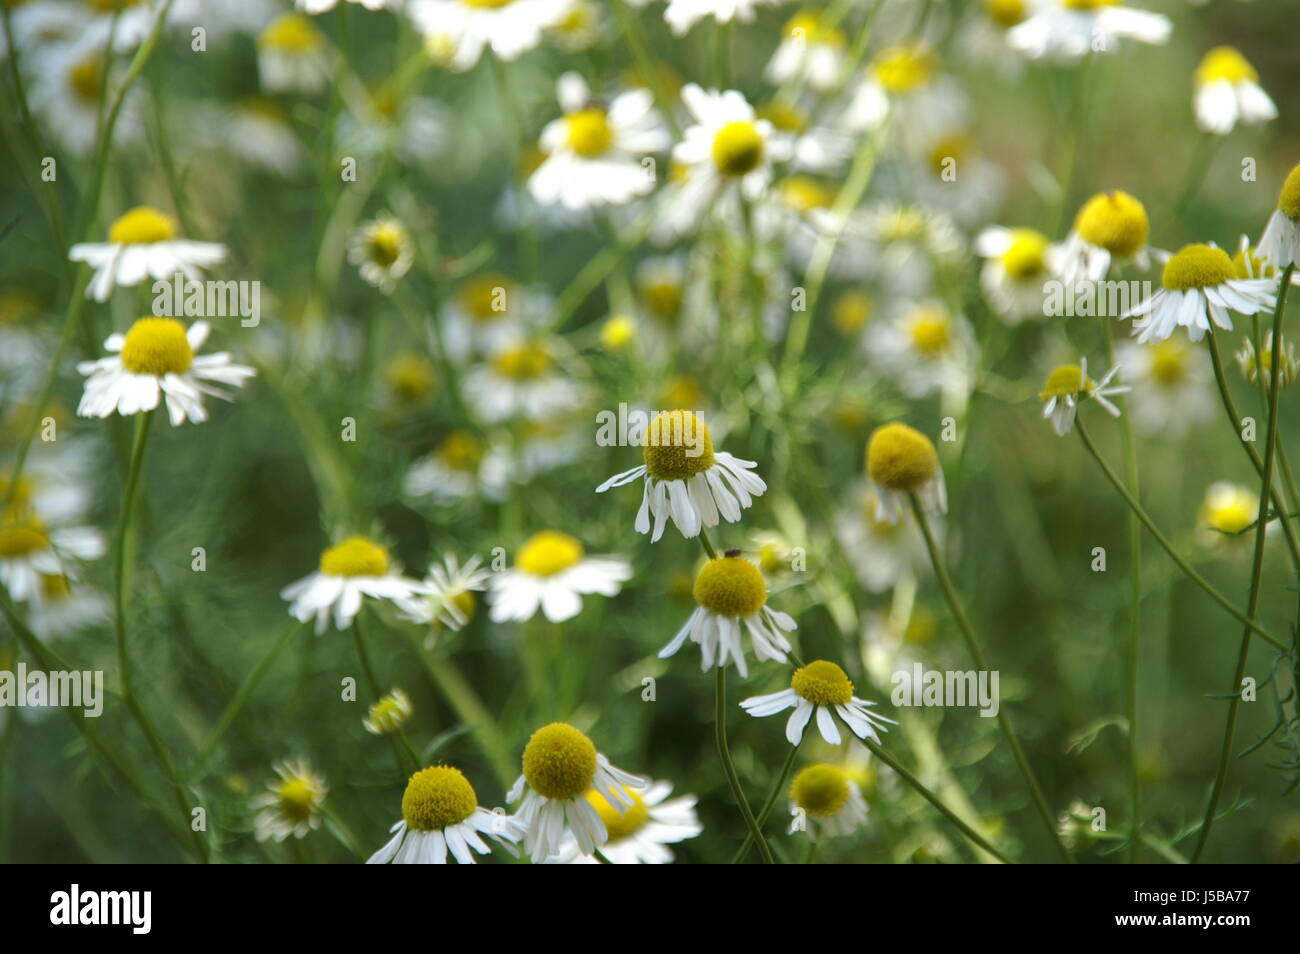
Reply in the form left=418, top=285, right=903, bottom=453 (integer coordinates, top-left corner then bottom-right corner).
left=714, top=666, right=775, bottom=863
left=352, top=616, right=421, bottom=774
left=730, top=738, right=800, bottom=863
left=909, top=495, right=1074, bottom=863
left=699, top=530, right=718, bottom=559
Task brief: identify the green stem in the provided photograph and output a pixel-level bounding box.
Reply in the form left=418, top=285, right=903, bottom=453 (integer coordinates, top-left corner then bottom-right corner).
left=730, top=739, right=800, bottom=863
left=351, top=616, right=420, bottom=774
left=714, top=666, right=775, bottom=863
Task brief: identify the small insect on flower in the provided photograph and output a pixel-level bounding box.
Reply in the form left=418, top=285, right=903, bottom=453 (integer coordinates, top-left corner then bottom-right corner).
left=252, top=760, right=328, bottom=842
left=1193, top=46, right=1277, bottom=136
left=347, top=215, right=414, bottom=292
left=407, top=0, right=572, bottom=73
left=1038, top=358, right=1128, bottom=436
left=660, top=551, right=796, bottom=678
left=368, top=765, right=524, bottom=864
left=1056, top=190, right=1151, bottom=286
left=69, top=206, right=226, bottom=302
left=1123, top=243, right=1276, bottom=344
left=788, top=762, right=869, bottom=840
left=363, top=688, right=413, bottom=735
left=506, top=722, right=646, bottom=861
left=550, top=779, right=703, bottom=864
left=1237, top=332, right=1298, bottom=390
left=76, top=318, right=256, bottom=426
left=488, top=531, right=631, bottom=623
left=280, top=535, right=426, bottom=635
left=256, top=12, right=329, bottom=94
left=864, top=422, right=947, bottom=522
left=1006, top=0, right=1171, bottom=62
left=1257, top=162, right=1300, bottom=270
left=399, top=553, right=491, bottom=632
left=741, top=659, right=898, bottom=747
left=596, top=409, right=767, bottom=542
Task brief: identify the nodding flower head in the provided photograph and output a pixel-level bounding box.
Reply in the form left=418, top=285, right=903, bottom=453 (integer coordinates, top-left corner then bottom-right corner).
left=1074, top=191, right=1148, bottom=258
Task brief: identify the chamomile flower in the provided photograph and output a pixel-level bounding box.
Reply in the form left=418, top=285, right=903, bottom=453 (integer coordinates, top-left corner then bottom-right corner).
left=399, top=553, right=491, bottom=631
left=1056, top=190, right=1152, bottom=286
left=660, top=551, right=796, bottom=677
left=1006, top=0, right=1171, bottom=62
left=596, top=410, right=767, bottom=543
left=363, top=689, right=413, bottom=735
left=69, top=206, right=226, bottom=303
left=280, top=535, right=425, bottom=635
left=28, top=41, right=144, bottom=156
left=551, top=780, right=703, bottom=864
left=407, top=0, right=571, bottom=73
left=252, top=760, right=328, bottom=842
left=835, top=481, right=931, bottom=593
left=0, top=509, right=105, bottom=607
left=23, top=574, right=109, bottom=641
left=1038, top=359, right=1127, bottom=436
left=441, top=273, right=547, bottom=360
left=347, top=215, right=414, bottom=292
left=868, top=301, right=975, bottom=399
left=1193, top=46, right=1276, bottom=135
left=546, top=0, right=603, bottom=52
left=788, top=762, right=868, bottom=840
left=1123, top=243, right=1276, bottom=344
left=663, top=0, right=787, bottom=35
left=221, top=98, right=307, bottom=177
left=844, top=44, right=967, bottom=150
left=865, top=423, right=947, bottom=522
left=765, top=10, right=848, bottom=93
left=859, top=201, right=966, bottom=297
left=403, top=430, right=510, bottom=504
left=507, top=722, right=646, bottom=861
left=257, top=12, right=329, bottom=95
left=741, top=659, right=897, bottom=747
left=462, top=337, right=585, bottom=423
left=529, top=72, right=668, bottom=210
left=368, top=765, right=523, bottom=864
left=1237, top=332, right=1298, bottom=390
left=975, top=226, right=1055, bottom=322
left=1257, top=162, right=1300, bottom=271
left=1115, top=338, right=1214, bottom=436
left=1198, top=482, right=1258, bottom=548
left=488, top=531, right=631, bottom=624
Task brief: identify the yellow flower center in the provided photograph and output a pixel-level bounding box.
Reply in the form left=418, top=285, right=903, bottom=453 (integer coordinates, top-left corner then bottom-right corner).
left=1062, top=0, right=1120, bottom=9
left=1233, top=244, right=1275, bottom=280
left=1074, top=191, right=1149, bottom=258
left=276, top=776, right=321, bottom=823
left=319, top=536, right=390, bottom=577
left=832, top=291, right=873, bottom=335
left=566, top=108, right=613, bottom=158
left=515, top=530, right=584, bottom=577
left=1000, top=228, right=1050, bottom=280
left=258, top=12, right=322, bottom=52
left=1039, top=363, right=1090, bottom=399
left=642, top=280, right=683, bottom=320
left=711, top=121, right=765, bottom=177
left=642, top=410, right=715, bottom=480
left=108, top=206, right=177, bottom=245
left=119, top=317, right=194, bottom=376
left=779, top=176, right=837, bottom=212
left=781, top=11, right=846, bottom=46
left=0, top=518, right=48, bottom=557
left=866, top=423, right=939, bottom=492
left=67, top=55, right=104, bottom=103
left=791, top=660, right=855, bottom=706
left=459, top=273, right=514, bottom=321
left=436, top=430, right=484, bottom=472
left=1279, top=163, right=1300, bottom=220
left=522, top=723, right=598, bottom=800
left=756, top=101, right=808, bottom=134
left=984, top=0, right=1027, bottom=28
left=386, top=353, right=437, bottom=401
left=906, top=308, right=952, bottom=356
left=693, top=554, right=766, bottom=618
left=1162, top=244, right=1236, bottom=291
left=586, top=784, right=648, bottom=842
left=1149, top=340, right=1188, bottom=385
left=601, top=314, right=637, bottom=351
left=463, top=0, right=514, bottom=7
left=40, top=574, right=72, bottom=601
left=1202, top=486, right=1256, bottom=537
left=791, top=764, right=850, bottom=817
left=401, top=766, right=477, bottom=831
left=491, top=343, right=553, bottom=380
left=1195, top=46, right=1258, bottom=87
left=366, top=690, right=412, bottom=734
left=366, top=221, right=407, bottom=267
left=872, top=45, right=936, bottom=94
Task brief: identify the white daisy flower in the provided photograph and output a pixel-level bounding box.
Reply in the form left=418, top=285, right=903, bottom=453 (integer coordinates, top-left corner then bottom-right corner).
left=339, top=90, right=450, bottom=171
left=347, top=215, right=414, bottom=292
left=252, top=760, right=328, bottom=842
left=1236, top=332, right=1298, bottom=391
left=1054, top=190, right=1152, bottom=287
left=462, top=337, right=586, bottom=423
left=488, top=531, right=631, bottom=624
left=865, top=423, right=947, bottom=523
left=368, top=765, right=524, bottom=864
left=753, top=100, right=853, bottom=176
left=741, top=659, right=897, bottom=747
left=403, top=430, right=511, bottom=504
left=363, top=688, right=414, bottom=735
left=596, top=410, right=766, bottom=543
left=867, top=301, right=976, bottom=400
left=399, top=553, right=492, bottom=631
left=549, top=779, right=702, bottom=864
left=0, top=1, right=82, bottom=63
left=1124, top=243, right=1276, bottom=344
left=528, top=72, right=668, bottom=210
left=857, top=201, right=966, bottom=296
left=1257, top=163, right=1300, bottom=271
left=788, top=762, right=869, bottom=840
left=440, top=272, right=547, bottom=361
left=1193, top=46, right=1277, bottom=136
left=257, top=12, right=330, bottom=95
left=843, top=44, right=968, bottom=153
left=280, top=535, right=425, bottom=635
left=28, top=41, right=145, bottom=157
left=975, top=226, right=1055, bottom=322
left=220, top=98, right=308, bottom=177
left=76, top=318, right=255, bottom=426
left=663, top=0, right=787, bottom=35
left=1116, top=338, right=1215, bottom=437
left=765, top=10, right=848, bottom=93
left=1038, top=359, right=1128, bottom=436
left=660, top=551, right=796, bottom=678
left=546, top=0, right=603, bottom=53
left=0, top=511, right=105, bottom=608
left=407, top=0, right=571, bottom=72
left=835, top=481, right=931, bottom=593
left=69, top=206, right=226, bottom=303
left=507, top=723, right=646, bottom=861
left=1197, top=482, right=1260, bottom=548
left=23, top=574, right=109, bottom=641
left=1006, top=0, right=1171, bottom=62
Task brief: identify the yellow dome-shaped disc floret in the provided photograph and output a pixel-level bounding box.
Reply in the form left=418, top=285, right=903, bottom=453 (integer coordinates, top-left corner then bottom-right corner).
left=491, top=343, right=553, bottom=380
left=365, top=221, right=407, bottom=266
left=693, top=553, right=766, bottom=617
left=1149, top=340, right=1188, bottom=385
left=365, top=689, right=413, bottom=735
left=600, top=314, right=637, bottom=351
left=585, top=784, right=648, bottom=842
left=522, top=723, right=598, bottom=800
left=711, top=120, right=765, bottom=177
left=872, top=45, right=936, bottom=94
left=1063, top=0, right=1120, bottom=9
left=459, top=273, right=513, bottom=321
left=1195, top=47, right=1258, bottom=87
left=791, top=763, right=850, bottom=817
left=1278, top=163, right=1300, bottom=220
left=1233, top=243, right=1276, bottom=280
left=566, top=108, right=613, bottom=158
left=108, top=206, right=177, bottom=245
left=516, top=530, right=584, bottom=577
left=1161, top=244, right=1236, bottom=291
left=792, top=660, right=855, bottom=707
left=1038, top=363, right=1090, bottom=399
left=319, top=535, right=390, bottom=577
left=276, top=776, right=323, bottom=823
left=984, top=0, right=1027, bottom=29
left=866, top=423, right=939, bottom=492
left=437, top=430, right=484, bottom=472
left=832, top=290, right=873, bottom=335
left=258, top=12, right=322, bottom=52
left=119, top=317, right=194, bottom=376
left=643, top=409, right=715, bottom=480
left=1000, top=228, right=1050, bottom=280
left=1074, top=191, right=1149, bottom=258
left=401, top=766, right=478, bottom=831
left=905, top=306, right=952, bottom=356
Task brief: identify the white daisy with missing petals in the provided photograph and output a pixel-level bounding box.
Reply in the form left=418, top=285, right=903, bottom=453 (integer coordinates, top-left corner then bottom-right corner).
left=1038, top=359, right=1128, bottom=436
left=1007, top=0, right=1170, bottom=62
left=1193, top=46, right=1277, bottom=136
left=347, top=215, right=414, bottom=292
left=407, top=0, right=571, bottom=73
left=507, top=723, right=647, bottom=861
left=69, top=207, right=226, bottom=302
left=76, top=318, right=255, bottom=426
left=660, top=551, right=795, bottom=678
left=399, top=553, right=491, bottom=631
left=529, top=72, right=669, bottom=210
left=1123, top=243, right=1276, bottom=344
left=788, top=763, right=868, bottom=840
left=280, top=535, right=425, bottom=635
left=596, top=409, right=766, bottom=543
left=368, top=766, right=524, bottom=864
left=1257, top=163, right=1300, bottom=271
left=741, top=659, right=897, bottom=746
left=488, top=531, right=631, bottom=623
left=252, top=760, right=328, bottom=842
left=550, top=780, right=703, bottom=864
